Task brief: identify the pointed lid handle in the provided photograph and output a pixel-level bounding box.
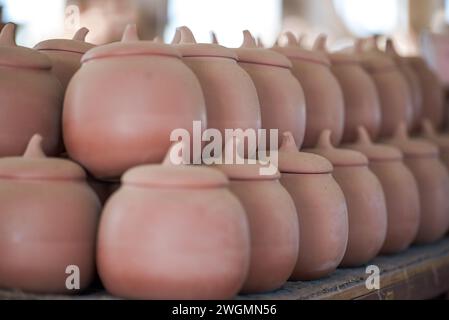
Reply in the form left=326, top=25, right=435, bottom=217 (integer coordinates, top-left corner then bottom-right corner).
left=386, top=122, right=439, bottom=157
left=34, top=27, right=95, bottom=54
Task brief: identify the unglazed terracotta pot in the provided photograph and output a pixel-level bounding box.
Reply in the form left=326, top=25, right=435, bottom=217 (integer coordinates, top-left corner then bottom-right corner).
left=173, top=26, right=261, bottom=157
left=422, top=119, right=449, bottom=171
left=215, top=138, right=298, bottom=293
left=313, top=35, right=381, bottom=143
left=345, top=127, right=420, bottom=254
left=97, top=143, right=250, bottom=300
left=306, top=130, right=387, bottom=267
left=278, top=132, right=348, bottom=280
left=406, top=56, right=444, bottom=130
left=272, top=32, right=345, bottom=148
left=0, top=23, right=63, bottom=157
left=385, top=40, right=423, bottom=133
left=357, top=39, right=413, bottom=138
left=0, top=135, right=101, bottom=294
left=34, top=28, right=95, bottom=91
left=386, top=124, right=449, bottom=244
left=234, top=30, right=306, bottom=150
left=64, top=24, right=206, bottom=179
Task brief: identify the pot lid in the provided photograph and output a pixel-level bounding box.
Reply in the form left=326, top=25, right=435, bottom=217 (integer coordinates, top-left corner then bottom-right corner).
left=386, top=123, right=439, bottom=158
left=277, top=132, right=333, bottom=174
left=345, top=127, right=403, bottom=162
left=0, top=23, right=52, bottom=70
left=172, top=26, right=238, bottom=60
left=0, top=135, right=86, bottom=181
left=34, top=27, right=95, bottom=54
left=313, top=34, right=360, bottom=64
left=234, top=30, right=291, bottom=68
left=422, top=119, right=449, bottom=149
left=214, top=136, right=281, bottom=180
left=82, top=24, right=181, bottom=63
left=356, top=37, right=396, bottom=72
left=305, top=130, right=369, bottom=167
left=271, top=32, right=330, bottom=67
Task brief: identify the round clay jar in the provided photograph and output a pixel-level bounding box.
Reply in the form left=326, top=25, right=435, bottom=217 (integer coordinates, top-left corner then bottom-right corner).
left=64, top=24, right=206, bottom=179
left=0, top=23, right=63, bottom=157
left=385, top=40, right=423, bottom=133
left=306, top=130, right=388, bottom=267
left=357, top=39, right=414, bottom=138
left=313, top=35, right=381, bottom=143
left=97, top=144, right=250, bottom=300
left=173, top=26, right=261, bottom=157
left=345, top=127, right=420, bottom=254
left=386, top=124, right=449, bottom=244
left=0, top=135, right=101, bottom=294
left=34, top=28, right=95, bottom=91
left=422, top=119, right=449, bottom=171
left=406, top=56, right=444, bottom=130
left=215, top=139, right=299, bottom=294
left=233, top=30, right=306, bottom=150
left=278, top=132, right=349, bottom=280
left=272, top=32, right=345, bottom=148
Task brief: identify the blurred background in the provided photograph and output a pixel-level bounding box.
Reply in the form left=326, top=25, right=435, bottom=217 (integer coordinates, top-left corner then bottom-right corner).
left=1, top=0, right=449, bottom=82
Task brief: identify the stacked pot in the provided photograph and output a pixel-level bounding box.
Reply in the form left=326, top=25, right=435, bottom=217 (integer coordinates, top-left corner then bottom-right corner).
left=0, top=21, right=449, bottom=300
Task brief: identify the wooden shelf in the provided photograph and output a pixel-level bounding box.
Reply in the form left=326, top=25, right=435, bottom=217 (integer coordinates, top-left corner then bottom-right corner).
left=2, top=238, right=449, bottom=300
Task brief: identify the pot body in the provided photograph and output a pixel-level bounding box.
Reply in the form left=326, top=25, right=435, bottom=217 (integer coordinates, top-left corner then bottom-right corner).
left=402, top=157, right=449, bottom=243
left=64, top=55, right=206, bottom=179
left=289, top=60, right=345, bottom=148
left=182, top=57, right=261, bottom=154
left=280, top=172, right=348, bottom=280
left=0, top=179, right=100, bottom=294
left=40, top=50, right=83, bottom=90
left=97, top=185, right=250, bottom=299
left=229, top=180, right=299, bottom=293
left=332, top=63, right=381, bottom=143
left=367, top=70, right=414, bottom=138
left=0, top=67, right=63, bottom=156
left=238, top=62, right=306, bottom=150
left=397, top=62, right=423, bottom=132
left=368, top=161, right=421, bottom=254
left=334, top=167, right=388, bottom=267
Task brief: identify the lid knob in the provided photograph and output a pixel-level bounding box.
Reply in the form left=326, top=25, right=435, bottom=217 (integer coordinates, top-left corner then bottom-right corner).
left=256, top=36, right=265, bottom=48
left=0, top=23, right=16, bottom=46
left=356, top=126, right=373, bottom=146
left=313, top=34, right=328, bottom=52
left=210, top=31, right=218, bottom=44
left=279, top=132, right=299, bottom=152
left=277, top=31, right=298, bottom=47
left=393, top=122, right=410, bottom=141
left=178, top=26, right=197, bottom=44
left=385, top=38, right=399, bottom=56
left=23, top=134, right=47, bottom=158
left=422, top=119, right=437, bottom=139
left=317, top=130, right=335, bottom=149
left=121, top=24, right=139, bottom=42
left=241, top=30, right=257, bottom=48
left=354, top=38, right=365, bottom=53
left=73, top=27, right=89, bottom=42
left=171, top=28, right=181, bottom=44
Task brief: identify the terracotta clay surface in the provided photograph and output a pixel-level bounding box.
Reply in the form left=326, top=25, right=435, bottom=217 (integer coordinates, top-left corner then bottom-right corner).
left=346, top=127, right=420, bottom=254
left=272, top=33, right=345, bottom=148
left=35, top=28, right=95, bottom=90
left=422, top=119, right=449, bottom=171
left=386, top=124, right=449, bottom=244
left=0, top=23, right=63, bottom=157
left=97, top=144, right=250, bottom=300
left=64, top=24, right=206, bottom=179
left=0, top=135, right=101, bottom=294
left=278, top=132, right=348, bottom=280
left=234, top=30, right=306, bottom=150
left=306, top=130, right=387, bottom=267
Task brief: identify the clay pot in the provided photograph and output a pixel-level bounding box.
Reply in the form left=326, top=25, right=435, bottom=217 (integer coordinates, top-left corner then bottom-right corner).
left=422, top=119, right=449, bottom=171
left=278, top=132, right=348, bottom=280
left=272, top=32, right=345, bottom=148
left=173, top=26, right=261, bottom=156
left=64, top=24, right=206, bottom=179
left=406, top=56, right=444, bottom=130
left=385, top=40, right=423, bottom=133
left=386, top=124, right=449, bottom=244
left=34, top=28, right=95, bottom=91
left=357, top=39, right=414, bottom=138
left=233, top=30, right=306, bottom=150
left=214, top=137, right=299, bottom=293
left=306, top=130, right=387, bottom=267
left=0, top=135, right=101, bottom=294
left=97, top=143, right=250, bottom=299
left=345, top=127, right=420, bottom=254
left=0, top=23, right=63, bottom=157
left=313, top=35, right=381, bottom=143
